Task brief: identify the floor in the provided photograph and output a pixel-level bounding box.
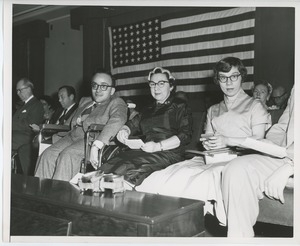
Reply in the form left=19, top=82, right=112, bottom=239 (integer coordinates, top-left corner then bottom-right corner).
left=204, top=214, right=293, bottom=237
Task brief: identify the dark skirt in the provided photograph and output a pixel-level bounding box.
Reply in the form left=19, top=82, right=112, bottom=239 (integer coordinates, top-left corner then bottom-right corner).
left=100, top=149, right=184, bottom=186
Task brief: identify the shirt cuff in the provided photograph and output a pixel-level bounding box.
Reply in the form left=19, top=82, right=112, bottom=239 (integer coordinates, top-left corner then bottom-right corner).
left=93, top=140, right=104, bottom=149
left=122, top=125, right=131, bottom=135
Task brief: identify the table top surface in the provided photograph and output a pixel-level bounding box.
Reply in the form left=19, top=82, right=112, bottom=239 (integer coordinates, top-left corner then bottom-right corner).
left=11, top=174, right=203, bottom=223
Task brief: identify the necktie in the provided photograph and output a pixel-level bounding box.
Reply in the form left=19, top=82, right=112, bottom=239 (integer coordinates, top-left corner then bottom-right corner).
left=57, top=109, right=67, bottom=125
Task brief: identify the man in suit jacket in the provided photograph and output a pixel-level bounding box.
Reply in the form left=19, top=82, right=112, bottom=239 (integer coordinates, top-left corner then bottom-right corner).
left=51, top=85, right=78, bottom=125
left=19, top=86, right=78, bottom=175
left=12, top=78, right=44, bottom=172
left=48, top=85, right=78, bottom=143
left=222, top=86, right=294, bottom=237
left=12, top=78, right=44, bottom=149
left=31, top=85, right=78, bottom=139
left=35, top=71, right=128, bottom=181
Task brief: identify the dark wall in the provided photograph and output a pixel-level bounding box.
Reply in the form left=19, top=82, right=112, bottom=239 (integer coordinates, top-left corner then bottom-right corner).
left=254, top=7, right=294, bottom=91
left=13, top=20, right=49, bottom=110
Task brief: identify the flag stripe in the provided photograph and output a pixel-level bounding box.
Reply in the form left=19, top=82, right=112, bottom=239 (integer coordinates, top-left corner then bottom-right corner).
left=161, top=7, right=234, bottom=24
left=109, top=7, right=256, bottom=95
left=161, top=9, right=255, bottom=35
left=162, top=34, right=254, bottom=56
left=115, top=73, right=254, bottom=91
left=116, top=82, right=254, bottom=97
left=162, top=42, right=255, bottom=62
left=114, top=51, right=254, bottom=81
left=162, top=26, right=254, bottom=48
left=161, top=7, right=254, bottom=28
left=177, top=81, right=254, bottom=93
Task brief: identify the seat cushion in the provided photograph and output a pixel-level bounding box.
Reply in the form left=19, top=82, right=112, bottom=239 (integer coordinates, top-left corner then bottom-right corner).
left=257, top=187, right=293, bottom=227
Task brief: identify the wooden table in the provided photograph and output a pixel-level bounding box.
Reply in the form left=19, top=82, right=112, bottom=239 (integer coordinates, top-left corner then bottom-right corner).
left=11, top=174, right=205, bottom=237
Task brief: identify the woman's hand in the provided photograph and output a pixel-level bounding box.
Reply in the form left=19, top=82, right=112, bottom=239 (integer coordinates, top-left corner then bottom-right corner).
left=117, top=129, right=129, bottom=144
left=202, top=135, right=227, bottom=150
left=141, top=141, right=160, bottom=153
left=264, top=161, right=294, bottom=204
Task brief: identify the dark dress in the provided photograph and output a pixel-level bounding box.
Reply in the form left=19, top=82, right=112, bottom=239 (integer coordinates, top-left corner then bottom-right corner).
left=100, top=94, right=193, bottom=186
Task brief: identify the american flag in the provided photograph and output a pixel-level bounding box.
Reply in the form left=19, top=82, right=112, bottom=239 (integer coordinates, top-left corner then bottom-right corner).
left=109, top=7, right=256, bottom=96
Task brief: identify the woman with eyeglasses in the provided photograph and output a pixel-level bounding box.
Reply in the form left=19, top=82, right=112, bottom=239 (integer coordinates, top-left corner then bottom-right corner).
left=99, top=67, right=193, bottom=186
left=200, top=57, right=271, bottom=150
left=136, top=57, right=271, bottom=226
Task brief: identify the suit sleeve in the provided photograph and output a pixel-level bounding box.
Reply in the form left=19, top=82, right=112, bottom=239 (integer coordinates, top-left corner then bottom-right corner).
left=13, top=99, right=44, bottom=132
left=126, top=113, right=142, bottom=136
left=27, top=102, right=44, bottom=126
left=266, top=87, right=294, bottom=146
left=70, top=97, right=91, bottom=128
left=62, top=104, right=78, bottom=127
left=97, top=98, right=128, bottom=145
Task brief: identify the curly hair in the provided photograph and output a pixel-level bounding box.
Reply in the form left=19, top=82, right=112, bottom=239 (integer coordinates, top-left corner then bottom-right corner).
left=213, top=57, right=247, bottom=84
left=148, top=67, right=176, bottom=87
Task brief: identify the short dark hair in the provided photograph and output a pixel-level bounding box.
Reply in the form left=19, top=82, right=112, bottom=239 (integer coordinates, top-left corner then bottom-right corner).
left=213, top=57, right=247, bottom=84
left=58, top=85, right=76, bottom=99
left=92, top=68, right=116, bottom=87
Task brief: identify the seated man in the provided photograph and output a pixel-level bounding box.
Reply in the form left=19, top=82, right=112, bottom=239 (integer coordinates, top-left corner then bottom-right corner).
left=19, top=86, right=78, bottom=176
left=31, top=85, right=78, bottom=142
left=222, top=86, right=294, bottom=237
left=50, top=85, right=78, bottom=142
left=269, top=85, right=290, bottom=110
left=35, top=71, right=127, bottom=181
left=52, top=85, right=78, bottom=126
left=267, top=85, right=290, bottom=124
left=12, top=78, right=44, bottom=174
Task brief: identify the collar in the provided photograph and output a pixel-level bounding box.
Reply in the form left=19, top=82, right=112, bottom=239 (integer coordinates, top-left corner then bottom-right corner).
left=156, top=95, right=173, bottom=106
left=223, top=89, right=245, bottom=105
left=92, top=101, right=101, bottom=106
left=24, top=95, right=34, bottom=104
left=65, top=103, right=76, bottom=113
